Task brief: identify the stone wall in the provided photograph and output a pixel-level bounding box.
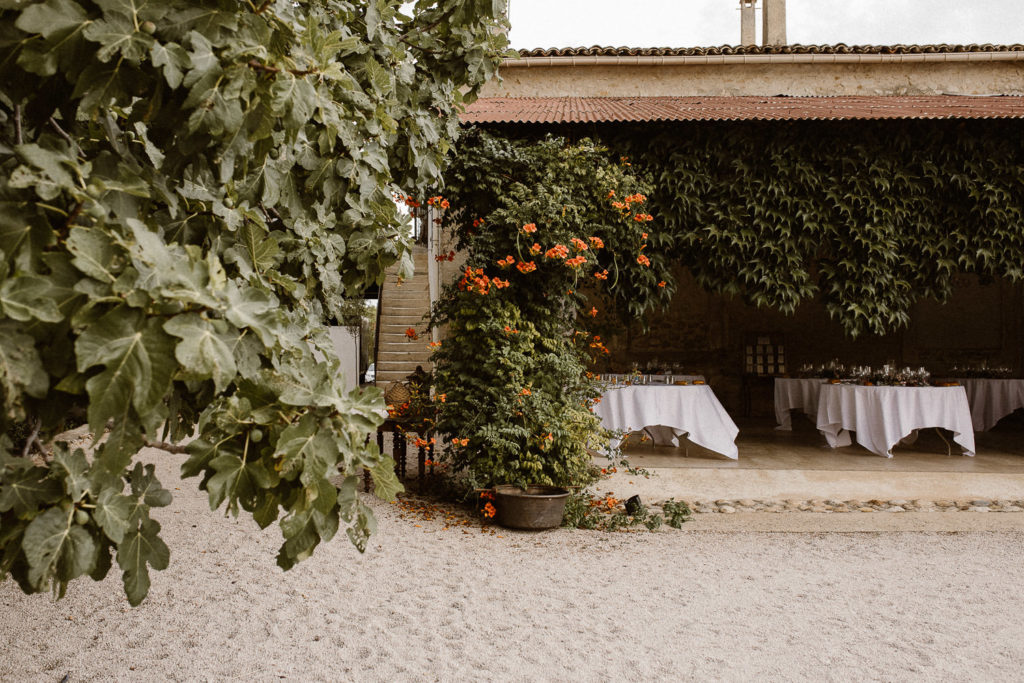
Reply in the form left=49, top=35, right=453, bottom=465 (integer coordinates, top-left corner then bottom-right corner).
left=482, top=61, right=1024, bottom=98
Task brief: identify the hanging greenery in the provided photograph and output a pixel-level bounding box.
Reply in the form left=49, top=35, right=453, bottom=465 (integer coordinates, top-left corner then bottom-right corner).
left=427, top=131, right=674, bottom=489
left=492, top=120, right=1024, bottom=338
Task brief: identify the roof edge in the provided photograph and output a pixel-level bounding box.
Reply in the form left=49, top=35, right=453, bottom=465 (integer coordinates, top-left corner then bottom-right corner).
left=515, top=44, right=1024, bottom=58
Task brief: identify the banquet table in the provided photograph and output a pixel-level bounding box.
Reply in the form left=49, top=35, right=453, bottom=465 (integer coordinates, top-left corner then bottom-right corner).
left=948, top=378, right=1024, bottom=431
left=601, top=373, right=705, bottom=385
left=815, top=384, right=976, bottom=458
left=594, top=384, right=739, bottom=459
left=774, top=378, right=827, bottom=430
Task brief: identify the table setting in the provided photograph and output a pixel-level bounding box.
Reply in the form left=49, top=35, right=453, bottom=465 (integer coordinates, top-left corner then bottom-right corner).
left=943, top=364, right=1024, bottom=431
left=592, top=379, right=739, bottom=459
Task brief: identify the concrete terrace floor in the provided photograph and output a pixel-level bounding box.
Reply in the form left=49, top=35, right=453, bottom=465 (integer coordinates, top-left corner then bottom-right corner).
left=600, top=416, right=1024, bottom=503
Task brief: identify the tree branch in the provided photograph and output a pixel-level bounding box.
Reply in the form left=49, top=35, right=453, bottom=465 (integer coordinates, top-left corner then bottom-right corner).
left=143, top=438, right=190, bottom=454
left=246, top=59, right=316, bottom=77
left=48, top=116, right=77, bottom=151
left=20, top=418, right=40, bottom=458
left=13, top=104, right=23, bottom=145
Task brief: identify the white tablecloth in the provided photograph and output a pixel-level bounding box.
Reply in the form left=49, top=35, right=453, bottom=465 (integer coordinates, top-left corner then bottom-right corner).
left=774, top=378, right=827, bottom=430
left=950, top=379, right=1024, bottom=431
left=816, top=384, right=976, bottom=458
left=601, top=374, right=705, bottom=385
left=594, top=385, right=739, bottom=459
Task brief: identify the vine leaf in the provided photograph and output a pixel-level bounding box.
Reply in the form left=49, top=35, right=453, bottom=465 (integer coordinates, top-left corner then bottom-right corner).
left=164, top=313, right=238, bottom=392
left=92, top=488, right=134, bottom=543
left=75, top=309, right=176, bottom=434
left=0, top=467, right=62, bottom=515
left=116, top=517, right=169, bottom=606
left=205, top=454, right=274, bottom=514
left=23, top=507, right=97, bottom=598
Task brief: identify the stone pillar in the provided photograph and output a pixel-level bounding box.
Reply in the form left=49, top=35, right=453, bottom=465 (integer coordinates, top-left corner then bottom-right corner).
left=740, top=1, right=756, bottom=46
left=762, top=0, right=787, bottom=45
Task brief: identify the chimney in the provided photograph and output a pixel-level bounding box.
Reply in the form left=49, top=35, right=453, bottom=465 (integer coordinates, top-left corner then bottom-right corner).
left=762, top=0, right=787, bottom=45
left=739, top=1, right=756, bottom=46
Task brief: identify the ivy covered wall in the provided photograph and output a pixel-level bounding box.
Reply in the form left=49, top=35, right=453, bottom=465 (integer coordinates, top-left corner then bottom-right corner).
left=470, top=120, right=1024, bottom=412
left=484, top=119, right=1024, bottom=339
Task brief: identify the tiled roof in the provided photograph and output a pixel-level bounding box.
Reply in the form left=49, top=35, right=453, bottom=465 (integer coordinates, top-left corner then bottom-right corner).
left=515, top=44, right=1024, bottom=58
left=461, top=96, right=1024, bottom=124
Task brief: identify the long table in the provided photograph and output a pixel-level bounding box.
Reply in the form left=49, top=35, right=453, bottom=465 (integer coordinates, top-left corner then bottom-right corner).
left=774, top=377, right=827, bottom=430
left=594, top=384, right=739, bottom=459
left=816, top=384, right=975, bottom=458
left=950, top=378, right=1024, bottom=431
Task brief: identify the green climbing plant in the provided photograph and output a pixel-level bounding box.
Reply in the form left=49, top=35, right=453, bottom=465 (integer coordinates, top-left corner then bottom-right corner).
left=428, top=131, right=674, bottom=489
left=491, top=120, right=1024, bottom=337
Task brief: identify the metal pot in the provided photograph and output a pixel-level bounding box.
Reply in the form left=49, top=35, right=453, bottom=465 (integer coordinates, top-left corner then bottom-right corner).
left=492, top=485, right=571, bottom=530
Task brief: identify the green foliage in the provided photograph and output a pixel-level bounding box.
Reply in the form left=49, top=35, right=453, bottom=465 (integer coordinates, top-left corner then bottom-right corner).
left=612, top=120, right=1024, bottom=337
left=561, top=491, right=691, bottom=531
left=430, top=132, right=673, bottom=489
left=0, top=0, right=507, bottom=603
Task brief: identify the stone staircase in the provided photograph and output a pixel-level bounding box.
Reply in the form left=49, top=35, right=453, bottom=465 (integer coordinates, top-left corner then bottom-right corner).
left=375, top=244, right=432, bottom=386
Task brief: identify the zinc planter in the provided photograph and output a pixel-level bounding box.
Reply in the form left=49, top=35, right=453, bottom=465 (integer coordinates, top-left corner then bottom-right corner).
left=493, top=485, right=571, bottom=530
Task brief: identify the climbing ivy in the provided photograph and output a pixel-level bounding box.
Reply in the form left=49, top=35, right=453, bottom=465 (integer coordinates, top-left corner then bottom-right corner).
left=492, top=120, right=1024, bottom=338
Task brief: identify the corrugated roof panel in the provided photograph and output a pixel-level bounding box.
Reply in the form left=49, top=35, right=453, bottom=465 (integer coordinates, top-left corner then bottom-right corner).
left=461, top=96, right=1024, bottom=124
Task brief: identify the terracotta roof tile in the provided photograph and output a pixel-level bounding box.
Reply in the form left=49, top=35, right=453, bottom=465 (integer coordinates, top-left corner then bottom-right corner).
left=461, top=96, right=1024, bottom=124
left=515, top=44, right=1024, bottom=58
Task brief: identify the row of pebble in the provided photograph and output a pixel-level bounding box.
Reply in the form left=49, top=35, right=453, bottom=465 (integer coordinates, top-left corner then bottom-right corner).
left=677, top=498, right=1024, bottom=514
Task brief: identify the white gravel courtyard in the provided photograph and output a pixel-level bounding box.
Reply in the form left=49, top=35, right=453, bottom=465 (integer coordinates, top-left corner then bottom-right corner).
left=2, top=450, right=1023, bottom=682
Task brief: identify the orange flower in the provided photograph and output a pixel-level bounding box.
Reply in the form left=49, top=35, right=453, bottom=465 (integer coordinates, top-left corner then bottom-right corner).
left=428, top=341, right=442, bottom=348
left=472, top=217, right=484, bottom=227
left=611, top=201, right=626, bottom=210
left=570, top=237, right=588, bottom=251
left=642, top=232, right=648, bottom=239
left=405, top=328, right=419, bottom=340
left=529, top=243, right=542, bottom=254
left=492, top=277, right=510, bottom=289
left=588, top=236, right=604, bottom=249
left=565, top=255, right=587, bottom=268
left=438, top=393, right=447, bottom=402
left=516, top=260, right=537, bottom=273
left=606, top=189, right=615, bottom=198
left=657, top=281, right=666, bottom=288
left=636, top=254, right=650, bottom=267
left=594, top=269, right=608, bottom=280
left=589, top=307, right=598, bottom=317
left=497, top=255, right=515, bottom=267
left=483, top=502, right=496, bottom=518
left=544, top=244, right=569, bottom=259
left=522, top=223, right=537, bottom=234
left=520, top=387, right=532, bottom=396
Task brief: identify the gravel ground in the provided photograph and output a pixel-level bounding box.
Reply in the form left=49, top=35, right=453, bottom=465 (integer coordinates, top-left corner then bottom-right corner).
left=2, top=450, right=1023, bottom=682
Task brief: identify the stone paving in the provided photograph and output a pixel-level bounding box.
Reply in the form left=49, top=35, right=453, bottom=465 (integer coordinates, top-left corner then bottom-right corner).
left=680, top=498, right=1024, bottom=514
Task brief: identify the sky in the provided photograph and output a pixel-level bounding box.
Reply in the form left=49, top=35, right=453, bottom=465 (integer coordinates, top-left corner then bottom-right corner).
left=507, top=0, right=1024, bottom=49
